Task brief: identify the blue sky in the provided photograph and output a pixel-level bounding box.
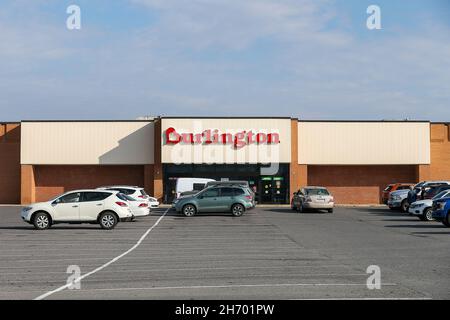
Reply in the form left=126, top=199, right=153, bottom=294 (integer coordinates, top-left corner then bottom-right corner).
left=0, top=0, right=449, bottom=120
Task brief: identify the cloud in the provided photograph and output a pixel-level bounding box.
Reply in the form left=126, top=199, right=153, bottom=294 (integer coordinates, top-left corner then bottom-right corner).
left=0, top=0, right=449, bottom=121
left=130, top=0, right=350, bottom=50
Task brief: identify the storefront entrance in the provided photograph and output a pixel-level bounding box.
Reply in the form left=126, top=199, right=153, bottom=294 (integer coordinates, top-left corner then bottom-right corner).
left=163, top=164, right=289, bottom=204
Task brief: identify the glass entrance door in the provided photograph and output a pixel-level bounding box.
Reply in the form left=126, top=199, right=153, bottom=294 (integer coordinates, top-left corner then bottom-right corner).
left=259, top=176, right=287, bottom=204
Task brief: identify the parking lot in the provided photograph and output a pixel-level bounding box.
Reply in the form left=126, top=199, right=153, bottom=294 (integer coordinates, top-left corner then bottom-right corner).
left=0, top=205, right=449, bottom=300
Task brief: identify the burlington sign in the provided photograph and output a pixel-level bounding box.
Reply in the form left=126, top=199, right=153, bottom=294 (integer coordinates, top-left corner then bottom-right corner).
left=164, top=127, right=281, bottom=149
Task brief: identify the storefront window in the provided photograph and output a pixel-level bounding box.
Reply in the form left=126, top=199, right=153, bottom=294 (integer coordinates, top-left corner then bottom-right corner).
left=163, top=164, right=289, bottom=204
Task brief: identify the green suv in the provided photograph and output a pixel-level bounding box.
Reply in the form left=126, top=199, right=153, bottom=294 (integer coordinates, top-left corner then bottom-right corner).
left=172, top=186, right=255, bottom=217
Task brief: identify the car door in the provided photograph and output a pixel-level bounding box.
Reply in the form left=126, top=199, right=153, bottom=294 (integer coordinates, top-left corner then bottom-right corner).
left=52, top=192, right=81, bottom=221
left=197, top=188, right=220, bottom=212
left=218, top=187, right=235, bottom=211
left=78, top=192, right=109, bottom=221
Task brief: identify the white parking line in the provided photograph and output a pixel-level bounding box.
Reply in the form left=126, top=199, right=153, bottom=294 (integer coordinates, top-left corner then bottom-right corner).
left=34, top=208, right=169, bottom=300
left=66, top=282, right=398, bottom=292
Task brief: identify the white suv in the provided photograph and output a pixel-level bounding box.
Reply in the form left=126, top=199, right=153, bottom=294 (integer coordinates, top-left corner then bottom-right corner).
left=98, top=186, right=159, bottom=208
left=21, top=190, right=133, bottom=230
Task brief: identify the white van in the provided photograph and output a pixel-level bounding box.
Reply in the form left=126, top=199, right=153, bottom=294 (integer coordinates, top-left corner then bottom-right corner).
left=175, top=178, right=215, bottom=199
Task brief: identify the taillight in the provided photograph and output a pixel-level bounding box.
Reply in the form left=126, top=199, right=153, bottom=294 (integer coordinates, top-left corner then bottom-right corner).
left=115, top=201, right=128, bottom=207
left=245, top=195, right=253, bottom=201
left=139, top=203, right=148, bottom=207
left=329, top=197, right=334, bottom=203
left=138, top=195, right=146, bottom=199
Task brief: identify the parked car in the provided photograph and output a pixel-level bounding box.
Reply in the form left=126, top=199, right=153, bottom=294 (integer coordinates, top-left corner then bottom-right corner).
left=205, top=181, right=255, bottom=205
left=388, top=181, right=450, bottom=212
left=388, top=189, right=410, bottom=212
left=117, top=193, right=150, bottom=218
left=97, top=186, right=159, bottom=208
left=174, top=178, right=215, bottom=199
left=205, top=181, right=250, bottom=188
left=422, top=185, right=450, bottom=200
left=408, top=190, right=450, bottom=221
left=179, top=190, right=201, bottom=197
left=21, top=190, right=133, bottom=230
left=381, top=183, right=413, bottom=204
left=172, top=186, right=254, bottom=217
left=291, top=187, right=334, bottom=213
left=432, top=196, right=450, bottom=227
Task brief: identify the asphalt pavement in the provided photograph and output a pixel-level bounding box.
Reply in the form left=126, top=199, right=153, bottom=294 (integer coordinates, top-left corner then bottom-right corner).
left=0, top=205, right=448, bottom=300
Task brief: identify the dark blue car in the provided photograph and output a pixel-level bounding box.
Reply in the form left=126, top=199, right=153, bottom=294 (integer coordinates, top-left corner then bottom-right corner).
left=432, top=197, right=450, bottom=227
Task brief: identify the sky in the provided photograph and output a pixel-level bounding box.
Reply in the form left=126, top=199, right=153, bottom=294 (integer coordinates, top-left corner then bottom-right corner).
left=0, top=0, right=449, bottom=121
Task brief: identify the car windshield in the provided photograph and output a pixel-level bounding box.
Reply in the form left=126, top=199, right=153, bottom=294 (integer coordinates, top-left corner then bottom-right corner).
left=305, top=188, right=329, bottom=196
left=433, top=191, right=450, bottom=200
left=414, top=182, right=425, bottom=189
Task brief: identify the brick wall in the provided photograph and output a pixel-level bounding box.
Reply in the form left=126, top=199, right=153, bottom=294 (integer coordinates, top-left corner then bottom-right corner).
left=32, top=165, right=147, bottom=203
left=429, top=124, right=450, bottom=180
left=0, top=124, right=21, bottom=204
left=307, top=165, right=417, bottom=204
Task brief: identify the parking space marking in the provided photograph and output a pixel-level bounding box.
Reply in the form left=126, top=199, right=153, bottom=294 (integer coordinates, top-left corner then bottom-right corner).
left=34, top=208, right=169, bottom=300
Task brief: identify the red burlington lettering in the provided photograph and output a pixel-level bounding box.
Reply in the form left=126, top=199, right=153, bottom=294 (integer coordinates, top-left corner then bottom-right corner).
left=267, top=133, right=280, bottom=144
left=247, top=131, right=255, bottom=144
left=181, top=133, right=194, bottom=144
left=165, top=127, right=181, bottom=144
left=203, top=130, right=212, bottom=144
left=220, top=133, right=233, bottom=144
left=256, top=133, right=267, bottom=144
left=234, top=131, right=246, bottom=149
left=164, top=128, right=280, bottom=147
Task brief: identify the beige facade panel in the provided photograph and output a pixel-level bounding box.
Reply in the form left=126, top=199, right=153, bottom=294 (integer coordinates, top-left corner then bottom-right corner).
left=161, top=118, right=291, bottom=164
left=298, top=122, right=430, bottom=165
left=21, top=122, right=154, bottom=165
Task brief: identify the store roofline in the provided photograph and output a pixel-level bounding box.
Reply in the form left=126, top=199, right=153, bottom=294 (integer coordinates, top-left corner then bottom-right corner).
left=20, top=119, right=155, bottom=123
left=298, top=119, right=431, bottom=123
left=159, top=116, right=296, bottom=119
left=9, top=119, right=448, bottom=124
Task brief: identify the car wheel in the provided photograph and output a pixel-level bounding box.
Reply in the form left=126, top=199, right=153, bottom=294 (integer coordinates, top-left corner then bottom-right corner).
left=99, top=212, right=118, bottom=230
left=231, top=204, right=245, bottom=217
left=400, top=200, right=409, bottom=213
left=443, top=214, right=450, bottom=227
left=422, top=208, right=433, bottom=221
left=183, top=204, right=196, bottom=217
left=33, top=212, right=51, bottom=230
left=328, top=208, right=333, bottom=213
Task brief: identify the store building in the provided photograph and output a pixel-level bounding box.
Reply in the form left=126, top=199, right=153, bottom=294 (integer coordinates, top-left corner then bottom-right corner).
left=1, top=118, right=450, bottom=205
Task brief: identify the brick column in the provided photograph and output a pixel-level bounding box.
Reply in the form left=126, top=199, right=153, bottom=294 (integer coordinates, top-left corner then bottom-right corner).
left=143, top=164, right=154, bottom=196
left=153, top=118, right=163, bottom=202
left=21, top=165, right=35, bottom=205
left=416, top=164, right=431, bottom=182
left=290, top=119, right=307, bottom=200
